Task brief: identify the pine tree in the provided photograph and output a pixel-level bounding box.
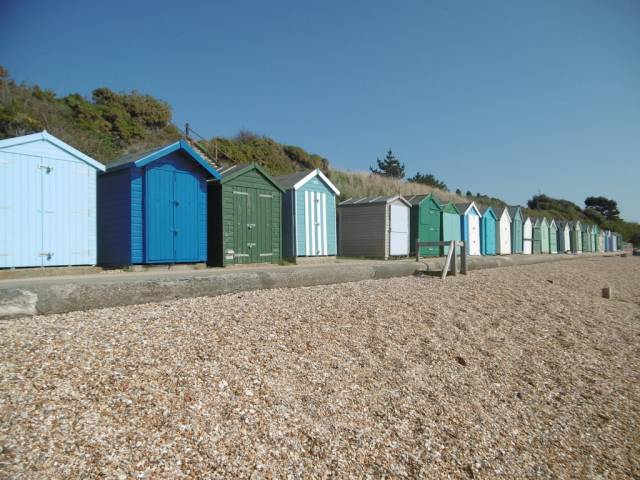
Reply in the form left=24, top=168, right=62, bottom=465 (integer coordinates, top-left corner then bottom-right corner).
left=370, top=149, right=405, bottom=179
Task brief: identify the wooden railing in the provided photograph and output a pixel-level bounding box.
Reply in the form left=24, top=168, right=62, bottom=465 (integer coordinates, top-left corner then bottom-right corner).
left=415, top=240, right=467, bottom=279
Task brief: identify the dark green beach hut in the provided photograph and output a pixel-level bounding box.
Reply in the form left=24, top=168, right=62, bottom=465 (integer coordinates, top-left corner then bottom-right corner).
left=407, top=194, right=442, bottom=257
left=208, top=164, right=284, bottom=266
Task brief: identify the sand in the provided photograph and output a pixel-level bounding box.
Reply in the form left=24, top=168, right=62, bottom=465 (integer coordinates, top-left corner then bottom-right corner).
left=1, top=256, right=639, bottom=478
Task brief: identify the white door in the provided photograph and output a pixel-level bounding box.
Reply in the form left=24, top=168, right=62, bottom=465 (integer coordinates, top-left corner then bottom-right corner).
left=564, top=230, right=571, bottom=253
left=305, top=190, right=328, bottom=256
left=389, top=204, right=409, bottom=256
left=500, top=221, right=511, bottom=254
left=523, top=222, right=532, bottom=254
left=468, top=215, right=480, bottom=256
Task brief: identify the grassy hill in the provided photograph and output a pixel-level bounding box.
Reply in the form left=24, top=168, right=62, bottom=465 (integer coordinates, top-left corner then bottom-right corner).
left=1, top=66, right=637, bottom=244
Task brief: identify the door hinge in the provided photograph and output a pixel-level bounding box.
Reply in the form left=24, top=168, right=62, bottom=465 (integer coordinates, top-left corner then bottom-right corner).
left=39, top=252, right=54, bottom=260
left=38, top=165, right=54, bottom=173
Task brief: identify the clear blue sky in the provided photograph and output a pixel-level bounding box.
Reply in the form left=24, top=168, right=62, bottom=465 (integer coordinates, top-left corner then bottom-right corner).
left=1, top=0, right=639, bottom=221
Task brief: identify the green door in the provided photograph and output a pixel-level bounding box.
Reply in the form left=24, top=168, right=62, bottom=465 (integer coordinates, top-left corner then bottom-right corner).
left=257, top=189, right=274, bottom=263
left=420, top=205, right=440, bottom=256
left=232, top=188, right=251, bottom=264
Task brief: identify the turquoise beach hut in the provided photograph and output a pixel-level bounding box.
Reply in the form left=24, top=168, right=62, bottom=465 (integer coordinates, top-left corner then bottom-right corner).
left=478, top=205, right=497, bottom=256
left=507, top=206, right=523, bottom=254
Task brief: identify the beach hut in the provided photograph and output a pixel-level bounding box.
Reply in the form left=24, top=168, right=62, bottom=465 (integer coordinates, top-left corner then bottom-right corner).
left=275, top=169, right=339, bottom=260
left=440, top=202, right=462, bottom=255
left=455, top=202, right=481, bottom=256
left=603, top=230, right=611, bottom=251
left=406, top=194, right=442, bottom=257
left=548, top=219, right=558, bottom=254
left=523, top=217, right=533, bottom=255
left=507, top=206, right=523, bottom=254
left=208, top=164, right=283, bottom=266
left=0, top=131, right=105, bottom=268
left=478, top=206, right=497, bottom=256
left=591, top=225, right=599, bottom=253
left=570, top=221, right=583, bottom=253
left=532, top=218, right=542, bottom=254
left=556, top=221, right=571, bottom=253
left=98, top=140, right=219, bottom=266
left=338, top=195, right=411, bottom=258
left=612, top=232, right=618, bottom=251
left=581, top=225, right=591, bottom=253
left=494, top=207, right=511, bottom=255
left=598, top=228, right=605, bottom=253
left=540, top=217, right=550, bottom=253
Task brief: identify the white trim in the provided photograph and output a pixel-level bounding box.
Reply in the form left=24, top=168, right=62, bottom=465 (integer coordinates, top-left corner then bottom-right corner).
left=305, top=191, right=310, bottom=256
left=310, top=191, right=316, bottom=256
left=463, top=201, right=482, bottom=217
left=292, top=168, right=340, bottom=195
left=0, top=131, right=106, bottom=171
left=322, top=193, right=328, bottom=255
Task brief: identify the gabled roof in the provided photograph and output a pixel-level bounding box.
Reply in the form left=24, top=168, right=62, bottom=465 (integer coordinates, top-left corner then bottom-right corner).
left=404, top=193, right=442, bottom=210
left=440, top=202, right=461, bottom=215
left=454, top=202, right=481, bottom=216
left=533, top=218, right=541, bottom=227
left=274, top=168, right=340, bottom=195
left=215, top=163, right=284, bottom=192
left=493, top=206, right=511, bottom=222
left=549, top=218, right=557, bottom=227
left=106, top=140, right=220, bottom=178
left=477, top=205, right=497, bottom=220
left=0, top=130, right=105, bottom=171
left=507, top=206, right=522, bottom=220
left=540, top=217, right=549, bottom=226
left=339, top=194, right=411, bottom=207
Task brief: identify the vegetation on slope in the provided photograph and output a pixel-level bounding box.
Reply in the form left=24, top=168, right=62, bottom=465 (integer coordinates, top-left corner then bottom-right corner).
left=1, top=66, right=638, bottom=244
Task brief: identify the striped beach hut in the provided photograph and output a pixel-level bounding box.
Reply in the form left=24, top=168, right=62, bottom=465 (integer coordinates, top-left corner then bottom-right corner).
left=507, top=206, right=523, bottom=254
left=440, top=202, right=462, bottom=255
left=548, top=219, right=558, bottom=254
left=532, top=218, right=542, bottom=254
left=338, top=195, right=411, bottom=258
left=494, top=207, right=512, bottom=255
left=98, top=140, right=220, bottom=266
left=540, top=217, right=550, bottom=253
left=406, top=194, right=442, bottom=257
left=523, top=217, right=533, bottom=255
left=275, top=169, right=339, bottom=260
left=455, top=202, right=481, bottom=256
left=556, top=221, right=571, bottom=253
left=0, top=131, right=105, bottom=268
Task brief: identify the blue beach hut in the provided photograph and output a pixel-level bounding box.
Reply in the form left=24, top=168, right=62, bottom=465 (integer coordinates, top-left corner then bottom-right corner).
left=454, top=202, right=481, bottom=256
left=0, top=131, right=105, bottom=268
left=275, top=169, right=340, bottom=260
left=97, top=140, right=220, bottom=265
left=478, top=205, right=497, bottom=255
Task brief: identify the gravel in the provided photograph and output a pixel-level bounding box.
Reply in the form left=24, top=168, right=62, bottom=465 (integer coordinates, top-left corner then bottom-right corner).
left=1, top=256, right=639, bottom=478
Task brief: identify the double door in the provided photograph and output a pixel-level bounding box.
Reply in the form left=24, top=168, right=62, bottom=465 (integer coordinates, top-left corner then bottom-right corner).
left=146, top=168, right=199, bottom=263
left=232, top=187, right=274, bottom=263
left=303, top=190, right=328, bottom=256
left=0, top=151, right=93, bottom=267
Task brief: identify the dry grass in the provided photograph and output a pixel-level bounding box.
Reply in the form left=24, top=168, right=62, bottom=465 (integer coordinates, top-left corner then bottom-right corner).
left=330, top=169, right=466, bottom=203
left=1, top=257, right=639, bottom=478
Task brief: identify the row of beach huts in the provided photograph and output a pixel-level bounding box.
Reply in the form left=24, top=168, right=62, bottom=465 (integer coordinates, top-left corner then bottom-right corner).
left=0, top=131, right=623, bottom=269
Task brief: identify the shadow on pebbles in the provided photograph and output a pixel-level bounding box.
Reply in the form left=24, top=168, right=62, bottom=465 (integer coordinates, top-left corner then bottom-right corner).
left=1, top=257, right=639, bottom=478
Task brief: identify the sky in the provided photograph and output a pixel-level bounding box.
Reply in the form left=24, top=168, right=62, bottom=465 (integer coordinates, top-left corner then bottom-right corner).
left=1, top=0, right=639, bottom=221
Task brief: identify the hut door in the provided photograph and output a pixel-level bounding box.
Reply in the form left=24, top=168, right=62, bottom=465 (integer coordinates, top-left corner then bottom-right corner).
left=419, top=206, right=440, bottom=257
left=256, top=190, right=274, bottom=262
left=173, top=172, right=199, bottom=262
left=467, top=215, right=480, bottom=255
left=146, top=168, right=176, bottom=262
left=41, top=157, right=74, bottom=266
left=232, top=189, right=250, bottom=263
left=305, top=191, right=327, bottom=256
left=389, top=204, right=409, bottom=256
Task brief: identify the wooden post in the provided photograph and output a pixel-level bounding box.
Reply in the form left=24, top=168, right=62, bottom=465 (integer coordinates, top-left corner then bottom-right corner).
left=441, top=242, right=455, bottom=280
left=460, top=241, right=468, bottom=275
left=416, top=240, right=420, bottom=262
left=450, top=241, right=457, bottom=276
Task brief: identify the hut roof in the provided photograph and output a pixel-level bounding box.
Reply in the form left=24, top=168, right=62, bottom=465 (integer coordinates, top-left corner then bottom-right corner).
left=339, top=195, right=411, bottom=207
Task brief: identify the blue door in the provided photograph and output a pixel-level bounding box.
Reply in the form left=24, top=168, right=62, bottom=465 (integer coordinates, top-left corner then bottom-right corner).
left=174, top=172, right=199, bottom=261
left=146, top=168, right=175, bottom=262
